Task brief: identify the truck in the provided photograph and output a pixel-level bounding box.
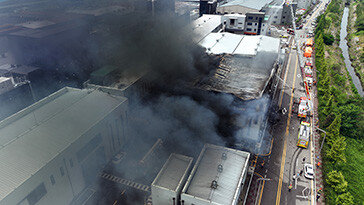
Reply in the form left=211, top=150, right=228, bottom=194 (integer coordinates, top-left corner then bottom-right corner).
left=297, top=121, right=311, bottom=148
left=298, top=97, right=309, bottom=118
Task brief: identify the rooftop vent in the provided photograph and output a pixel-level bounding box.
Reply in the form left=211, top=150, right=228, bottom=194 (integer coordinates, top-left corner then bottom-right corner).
left=217, top=164, right=223, bottom=173
left=222, top=153, right=227, bottom=160
left=211, top=180, right=218, bottom=189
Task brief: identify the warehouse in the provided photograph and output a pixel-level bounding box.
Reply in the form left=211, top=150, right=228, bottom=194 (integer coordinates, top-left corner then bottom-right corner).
left=181, top=144, right=250, bottom=205
left=217, top=0, right=272, bottom=15
left=0, top=87, right=128, bottom=205
left=151, top=153, right=194, bottom=205
left=197, top=32, right=281, bottom=100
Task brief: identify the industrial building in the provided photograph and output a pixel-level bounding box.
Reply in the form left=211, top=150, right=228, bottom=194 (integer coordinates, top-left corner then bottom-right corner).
left=0, top=87, right=128, bottom=205
left=197, top=32, right=281, bottom=100
left=151, top=153, right=194, bottom=205
left=216, top=0, right=272, bottom=15
left=181, top=144, right=250, bottom=205
left=150, top=144, right=250, bottom=205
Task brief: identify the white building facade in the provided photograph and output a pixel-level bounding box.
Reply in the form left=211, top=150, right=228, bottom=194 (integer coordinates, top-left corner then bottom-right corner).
left=0, top=87, right=128, bottom=205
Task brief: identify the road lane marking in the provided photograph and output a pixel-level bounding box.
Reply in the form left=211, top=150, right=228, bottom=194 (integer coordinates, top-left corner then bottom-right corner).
left=258, top=180, right=266, bottom=205
left=276, top=54, right=299, bottom=205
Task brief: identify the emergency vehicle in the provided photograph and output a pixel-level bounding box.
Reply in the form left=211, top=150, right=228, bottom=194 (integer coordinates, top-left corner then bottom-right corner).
left=297, top=121, right=311, bottom=148
left=298, top=97, right=309, bottom=118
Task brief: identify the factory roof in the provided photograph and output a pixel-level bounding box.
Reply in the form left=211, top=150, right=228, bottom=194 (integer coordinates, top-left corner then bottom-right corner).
left=10, top=65, right=41, bottom=75
left=0, top=87, right=127, bottom=201
left=199, top=32, right=279, bottom=56
left=9, top=20, right=86, bottom=39
left=219, top=0, right=273, bottom=10
left=182, top=144, right=250, bottom=205
left=152, top=153, right=193, bottom=191
left=91, top=65, right=119, bottom=77
left=198, top=33, right=281, bottom=100
left=191, top=14, right=221, bottom=43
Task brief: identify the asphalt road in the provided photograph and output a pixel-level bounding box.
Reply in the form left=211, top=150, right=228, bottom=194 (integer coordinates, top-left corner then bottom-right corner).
left=257, top=1, right=329, bottom=204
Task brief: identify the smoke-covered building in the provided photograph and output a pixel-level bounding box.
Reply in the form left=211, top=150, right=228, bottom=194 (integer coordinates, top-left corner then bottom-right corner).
left=0, top=87, right=128, bottom=205
left=181, top=144, right=250, bottom=205
left=197, top=32, right=281, bottom=100
left=151, top=153, right=193, bottom=205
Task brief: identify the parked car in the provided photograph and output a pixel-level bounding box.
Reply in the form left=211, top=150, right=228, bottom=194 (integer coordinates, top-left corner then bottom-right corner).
left=304, top=164, right=314, bottom=179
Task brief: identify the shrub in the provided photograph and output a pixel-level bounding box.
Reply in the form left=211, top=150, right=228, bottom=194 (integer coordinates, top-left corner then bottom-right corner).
left=323, top=33, right=335, bottom=45
left=326, top=170, right=348, bottom=193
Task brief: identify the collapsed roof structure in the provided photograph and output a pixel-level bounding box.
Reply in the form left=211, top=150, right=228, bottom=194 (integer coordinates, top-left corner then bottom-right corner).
left=197, top=32, right=281, bottom=100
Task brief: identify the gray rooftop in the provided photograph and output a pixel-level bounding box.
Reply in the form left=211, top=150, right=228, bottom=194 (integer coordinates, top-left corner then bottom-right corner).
left=152, top=153, right=193, bottom=191
left=182, top=144, right=250, bottom=205
left=191, top=14, right=221, bottom=43
left=198, top=33, right=281, bottom=100
left=219, top=0, right=273, bottom=10
left=0, top=87, right=127, bottom=201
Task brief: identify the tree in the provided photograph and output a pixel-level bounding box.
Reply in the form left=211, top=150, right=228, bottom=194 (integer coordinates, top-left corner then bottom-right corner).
left=326, top=114, right=342, bottom=142
left=326, top=136, right=347, bottom=163
left=336, top=192, right=354, bottom=205
left=326, top=170, right=348, bottom=193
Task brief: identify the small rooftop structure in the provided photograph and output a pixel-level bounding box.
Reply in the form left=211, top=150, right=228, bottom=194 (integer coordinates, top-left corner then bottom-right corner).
left=181, top=144, right=250, bottom=205
left=0, top=87, right=127, bottom=202
left=151, top=153, right=193, bottom=205
left=0, top=77, right=14, bottom=95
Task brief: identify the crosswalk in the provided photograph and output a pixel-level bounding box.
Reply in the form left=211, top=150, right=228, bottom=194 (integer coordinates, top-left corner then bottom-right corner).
left=99, top=172, right=151, bottom=192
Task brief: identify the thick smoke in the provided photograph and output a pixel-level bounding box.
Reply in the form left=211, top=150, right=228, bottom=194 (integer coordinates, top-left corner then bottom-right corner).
left=0, top=0, right=275, bottom=204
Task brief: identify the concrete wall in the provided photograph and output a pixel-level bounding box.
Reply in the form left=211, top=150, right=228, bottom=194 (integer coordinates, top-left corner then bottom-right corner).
left=0, top=97, right=128, bottom=205
left=221, top=15, right=246, bottom=33
left=151, top=186, right=178, bottom=205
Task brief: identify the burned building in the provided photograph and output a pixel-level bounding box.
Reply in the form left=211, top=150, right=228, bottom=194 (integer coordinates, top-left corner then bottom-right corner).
left=197, top=32, right=281, bottom=100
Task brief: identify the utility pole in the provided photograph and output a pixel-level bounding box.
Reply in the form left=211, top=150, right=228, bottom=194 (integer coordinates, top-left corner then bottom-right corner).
left=315, top=127, right=327, bottom=153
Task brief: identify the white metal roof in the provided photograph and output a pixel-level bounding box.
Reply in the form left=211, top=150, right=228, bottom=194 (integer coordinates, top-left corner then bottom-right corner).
left=199, top=32, right=280, bottom=56
left=0, top=87, right=127, bottom=201
left=182, top=144, right=250, bottom=205
left=152, top=153, right=193, bottom=191
left=219, top=0, right=272, bottom=10
left=191, top=14, right=222, bottom=43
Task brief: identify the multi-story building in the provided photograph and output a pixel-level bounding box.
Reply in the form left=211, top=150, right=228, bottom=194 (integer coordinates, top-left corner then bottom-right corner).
left=0, top=87, right=128, bottom=205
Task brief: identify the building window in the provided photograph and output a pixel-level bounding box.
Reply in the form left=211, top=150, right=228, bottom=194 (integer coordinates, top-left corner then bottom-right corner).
left=273, top=21, right=276, bottom=24
left=21, top=183, right=47, bottom=205
left=247, top=28, right=252, bottom=31
left=274, top=16, right=278, bottom=18
left=248, top=16, right=253, bottom=19
left=283, top=16, right=286, bottom=18
left=254, top=29, right=256, bottom=31
left=247, top=22, right=252, bottom=25
left=60, top=167, right=65, bottom=176
left=230, top=19, right=235, bottom=25
left=255, top=17, right=258, bottom=20
left=259, top=17, right=262, bottom=21
left=263, top=24, right=265, bottom=26
left=262, top=29, right=264, bottom=31
left=50, top=175, right=55, bottom=185
left=69, top=159, right=74, bottom=168
left=255, top=23, right=257, bottom=25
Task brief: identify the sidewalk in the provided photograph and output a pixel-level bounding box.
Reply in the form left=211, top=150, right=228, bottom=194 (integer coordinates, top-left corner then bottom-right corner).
left=312, top=54, right=325, bottom=204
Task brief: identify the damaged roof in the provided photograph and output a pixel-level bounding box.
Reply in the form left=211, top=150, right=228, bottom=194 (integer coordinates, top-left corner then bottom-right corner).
left=198, top=33, right=281, bottom=100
